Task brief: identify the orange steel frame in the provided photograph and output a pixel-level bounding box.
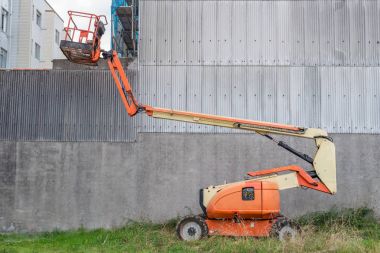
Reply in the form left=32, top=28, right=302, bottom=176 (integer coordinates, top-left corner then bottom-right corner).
left=248, top=165, right=331, bottom=194
left=63, top=11, right=108, bottom=64
left=206, top=219, right=274, bottom=237
left=64, top=11, right=108, bottom=43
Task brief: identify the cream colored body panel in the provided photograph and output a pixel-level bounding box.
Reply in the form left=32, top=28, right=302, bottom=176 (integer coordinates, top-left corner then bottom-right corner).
left=313, top=138, right=337, bottom=194
left=203, top=173, right=303, bottom=209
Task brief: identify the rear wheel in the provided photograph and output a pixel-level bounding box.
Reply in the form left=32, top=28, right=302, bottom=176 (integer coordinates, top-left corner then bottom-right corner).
left=271, top=217, right=299, bottom=241
left=176, top=215, right=208, bottom=241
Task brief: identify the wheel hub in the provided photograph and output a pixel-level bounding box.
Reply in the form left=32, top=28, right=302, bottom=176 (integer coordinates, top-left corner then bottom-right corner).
left=187, top=227, right=196, bottom=236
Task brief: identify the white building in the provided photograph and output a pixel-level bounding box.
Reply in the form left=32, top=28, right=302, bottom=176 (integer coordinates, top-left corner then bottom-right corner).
left=0, top=0, right=11, bottom=68
left=0, top=0, right=65, bottom=69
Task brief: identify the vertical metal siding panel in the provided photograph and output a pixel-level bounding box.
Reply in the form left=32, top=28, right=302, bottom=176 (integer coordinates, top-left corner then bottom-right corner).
left=16, top=72, right=24, bottom=140
left=23, top=72, right=37, bottom=140
left=64, top=70, right=74, bottom=140
left=202, top=66, right=217, bottom=132
left=217, top=1, right=232, bottom=65
left=320, top=67, right=335, bottom=132
left=171, top=0, right=187, bottom=65
left=216, top=66, right=232, bottom=133
left=186, top=66, right=202, bottom=132
left=171, top=66, right=187, bottom=132
left=139, top=0, right=146, bottom=64
left=44, top=71, right=53, bottom=140
left=277, top=1, right=290, bottom=65
left=276, top=67, right=291, bottom=125
left=289, top=1, right=305, bottom=66
left=0, top=70, right=137, bottom=142
left=2, top=72, right=11, bottom=139
left=304, top=1, right=320, bottom=66
left=289, top=68, right=304, bottom=126
left=262, top=1, right=277, bottom=65
left=140, top=66, right=157, bottom=132
left=187, top=1, right=202, bottom=66
left=96, top=72, right=103, bottom=140
left=232, top=1, right=247, bottom=65
left=86, top=71, right=94, bottom=140
left=367, top=68, right=380, bottom=133
left=6, top=72, right=16, bottom=139
left=156, top=1, right=172, bottom=65
left=364, top=1, right=380, bottom=66
left=231, top=67, right=247, bottom=119
left=351, top=68, right=366, bottom=133
left=246, top=1, right=263, bottom=65
left=14, top=72, right=23, bottom=140
left=202, top=1, right=217, bottom=65
left=319, top=0, right=335, bottom=66
left=304, top=67, right=321, bottom=128
left=246, top=67, right=263, bottom=121
left=76, top=71, right=84, bottom=140
left=99, top=72, right=106, bottom=140
left=0, top=71, right=6, bottom=138
left=335, top=68, right=352, bottom=133
left=334, top=0, right=350, bottom=66
left=156, top=66, right=172, bottom=132
left=144, top=0, right=157, bottom=65
left=262, top=68, right=277, bottom=122
left=349, top=0, right=366, bottom=66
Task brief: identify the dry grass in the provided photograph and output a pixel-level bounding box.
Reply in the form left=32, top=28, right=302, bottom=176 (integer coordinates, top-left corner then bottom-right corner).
left=0, top=208, right=379, bottom=253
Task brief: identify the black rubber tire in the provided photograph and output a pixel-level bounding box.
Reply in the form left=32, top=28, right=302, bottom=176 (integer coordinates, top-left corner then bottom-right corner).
left=270, top=216, right=300, bottom=241
left=176, top=215, right=208, bottom=241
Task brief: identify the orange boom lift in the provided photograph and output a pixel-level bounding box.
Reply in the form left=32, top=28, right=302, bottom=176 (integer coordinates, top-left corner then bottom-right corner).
left=60, top=12, right=336, bottom=241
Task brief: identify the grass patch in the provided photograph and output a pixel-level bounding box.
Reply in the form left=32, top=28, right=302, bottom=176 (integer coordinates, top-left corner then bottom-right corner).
left=0, top=208, right=379, bottom=253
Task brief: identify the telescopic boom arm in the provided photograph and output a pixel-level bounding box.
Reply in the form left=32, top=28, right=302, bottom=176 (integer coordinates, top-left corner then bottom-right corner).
left=103, top=50, right=337, bottom=194
left=59, top=11, right=336, bottom=195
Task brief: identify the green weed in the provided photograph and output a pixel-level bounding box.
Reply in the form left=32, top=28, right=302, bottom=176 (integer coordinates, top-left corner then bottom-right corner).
left=0, top=208, right=378, bottom=253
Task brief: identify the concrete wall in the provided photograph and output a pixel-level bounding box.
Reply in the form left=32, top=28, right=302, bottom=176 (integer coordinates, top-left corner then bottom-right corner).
left=0, top=133, right=379, bottom=232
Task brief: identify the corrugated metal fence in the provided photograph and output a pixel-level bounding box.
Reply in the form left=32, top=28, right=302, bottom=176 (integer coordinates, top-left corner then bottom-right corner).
left=0, top=70, right=137, bottom=142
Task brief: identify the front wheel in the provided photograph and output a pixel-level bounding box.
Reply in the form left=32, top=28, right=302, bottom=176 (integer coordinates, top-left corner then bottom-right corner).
left=176, top=215, right=208, bottom=241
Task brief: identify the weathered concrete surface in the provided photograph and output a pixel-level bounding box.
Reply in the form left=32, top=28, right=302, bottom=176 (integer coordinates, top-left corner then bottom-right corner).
left=0, top=133, right=379, bottom=232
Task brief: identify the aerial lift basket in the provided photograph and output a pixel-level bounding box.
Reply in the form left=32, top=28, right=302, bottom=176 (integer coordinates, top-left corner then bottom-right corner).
left=60, top=11, right=107, bottom=65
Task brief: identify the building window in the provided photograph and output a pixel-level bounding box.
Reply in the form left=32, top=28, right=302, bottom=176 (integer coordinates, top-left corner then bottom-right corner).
left=0, top=48, right=7, bottom=68
left=1, top=8, right=9, bottom=33
left=35, top=43, right=41, bottom=60
left=36, top=10, right=42, bottom=27
left=55, top=30, right=60, bottom=44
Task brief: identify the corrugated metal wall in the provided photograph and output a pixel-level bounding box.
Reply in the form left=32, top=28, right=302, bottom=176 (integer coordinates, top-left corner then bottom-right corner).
left=139, top=0, right=380, bottom=66
left=138, top=0, right=380, bottom=134
left=0, top=70, right=137, bottom=142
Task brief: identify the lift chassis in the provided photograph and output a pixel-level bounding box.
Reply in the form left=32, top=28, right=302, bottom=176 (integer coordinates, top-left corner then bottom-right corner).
left=60, top=11, right=336, bottom=241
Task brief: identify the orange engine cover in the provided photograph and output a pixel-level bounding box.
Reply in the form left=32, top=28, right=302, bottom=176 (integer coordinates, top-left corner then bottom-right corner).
left=206, top=181, right=280, bottom=219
